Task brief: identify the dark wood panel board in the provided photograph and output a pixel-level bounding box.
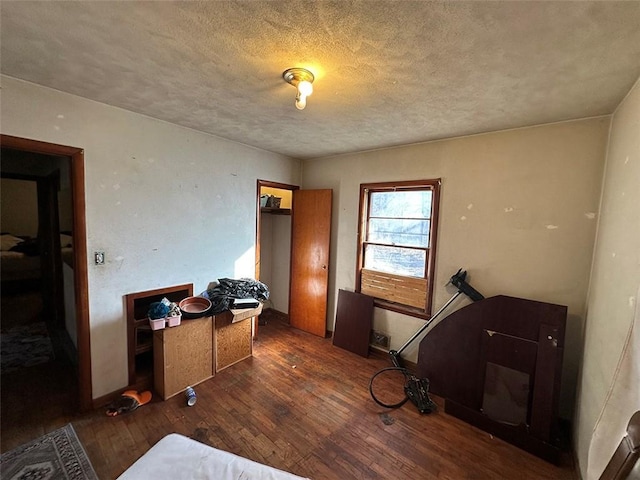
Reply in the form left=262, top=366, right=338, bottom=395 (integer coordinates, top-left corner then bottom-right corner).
left=332, top=289, right=374, bottom=357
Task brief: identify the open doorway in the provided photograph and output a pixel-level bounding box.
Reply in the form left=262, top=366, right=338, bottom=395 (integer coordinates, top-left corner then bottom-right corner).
left=0, top=135, right=91, bottom=428
left=1, top=168, right=73, bottom=352
left=255, top=180, right=298, bottom=330
left=255, top=180, right=333, bottom=338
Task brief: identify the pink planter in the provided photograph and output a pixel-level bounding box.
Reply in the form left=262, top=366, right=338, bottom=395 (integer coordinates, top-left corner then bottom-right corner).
left=149, top=317, right=166, bottom=330
left=167, top=314, right=182, bottom=327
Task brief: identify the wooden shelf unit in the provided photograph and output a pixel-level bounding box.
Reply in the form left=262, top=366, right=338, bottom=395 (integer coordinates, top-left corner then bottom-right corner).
left=125, top=283, right=193, bottom=392
left=152, top=311, right=256, bottom=399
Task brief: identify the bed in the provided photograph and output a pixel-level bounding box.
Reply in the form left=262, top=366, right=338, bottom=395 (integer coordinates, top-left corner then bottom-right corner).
left=1, top=233, right=73, bottom=291
left=117, top=433, right=310, bottom=480
left=1, top=249, right=41, bottom=283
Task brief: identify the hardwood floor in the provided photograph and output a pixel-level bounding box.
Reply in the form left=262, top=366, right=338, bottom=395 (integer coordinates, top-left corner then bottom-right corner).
left=2, top=316, right=578, bottom=479
left=1, top=288, right=78, bottom=450
left=1, top=356, right=78, bottom=447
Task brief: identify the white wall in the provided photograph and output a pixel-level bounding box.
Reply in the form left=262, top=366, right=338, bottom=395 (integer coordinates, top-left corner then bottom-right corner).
left=1, top=75, right=300, bottom=398
left=269, top=214, right=291, bottom=313
left=302, top=118, right=609, bottom=418
left=575, top=78, right=640, bottom=477
left=259, top=213, right=274, bottom=294
left=259, top=213, right=291, bottom=313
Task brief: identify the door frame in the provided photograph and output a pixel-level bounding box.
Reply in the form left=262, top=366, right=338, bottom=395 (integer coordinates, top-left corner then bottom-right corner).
left=1, top=134, right=92, bottom=411
left=255, top=180, right=299, bottom=332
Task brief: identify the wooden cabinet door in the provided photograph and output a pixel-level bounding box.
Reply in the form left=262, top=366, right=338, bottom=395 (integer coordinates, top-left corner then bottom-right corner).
left=153, top=316, right=213, bottom=400
left=289, top=189, right=332, bottom=337
left=215, top=311, right=252, bottom=372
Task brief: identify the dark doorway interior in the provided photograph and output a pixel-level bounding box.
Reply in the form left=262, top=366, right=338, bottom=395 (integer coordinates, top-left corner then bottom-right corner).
left=1, top=148, right=79, bottom=451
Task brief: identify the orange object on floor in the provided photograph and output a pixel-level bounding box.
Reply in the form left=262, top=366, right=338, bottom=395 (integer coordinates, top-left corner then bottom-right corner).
left=106, top=390, right=152, bottom=417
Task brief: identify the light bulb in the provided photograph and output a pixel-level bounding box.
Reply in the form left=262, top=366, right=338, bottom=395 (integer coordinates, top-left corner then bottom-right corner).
left=297, top=80, right=313, bottom=97
left=295, top=95, right=307, bottom=110
left=295, top=80, right=312, bottom=110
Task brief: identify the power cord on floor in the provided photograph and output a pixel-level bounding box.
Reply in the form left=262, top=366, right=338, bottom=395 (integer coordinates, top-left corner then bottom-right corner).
left=368, top=366, right=437, bottom=414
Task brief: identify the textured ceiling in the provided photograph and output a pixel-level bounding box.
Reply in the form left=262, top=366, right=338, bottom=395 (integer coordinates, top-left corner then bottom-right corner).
left=2, top=1, right=640, bottom=160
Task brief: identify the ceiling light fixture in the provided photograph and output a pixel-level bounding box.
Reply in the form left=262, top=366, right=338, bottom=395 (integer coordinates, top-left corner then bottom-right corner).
left=283, top=68, right=314, bottom=110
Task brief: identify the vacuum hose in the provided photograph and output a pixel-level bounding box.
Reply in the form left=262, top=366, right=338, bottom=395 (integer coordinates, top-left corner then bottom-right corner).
left=368, top=366, right=436, bottom=414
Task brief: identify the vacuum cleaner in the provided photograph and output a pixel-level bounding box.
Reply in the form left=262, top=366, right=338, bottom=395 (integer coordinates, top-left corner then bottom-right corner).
left=369, top=269, right=484, bottom=414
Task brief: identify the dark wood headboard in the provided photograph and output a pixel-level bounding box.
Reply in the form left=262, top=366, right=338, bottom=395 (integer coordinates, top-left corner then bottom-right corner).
left=417, top=295, right=567, bottom=463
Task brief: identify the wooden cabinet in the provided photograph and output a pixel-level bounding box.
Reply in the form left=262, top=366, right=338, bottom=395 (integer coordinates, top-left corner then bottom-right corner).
left=125, top=284, right=193, bottom=392
left=121, top=291, right=259, bottom=400
left=215, top=311, right=253, bottom=372
left=153, top=315, right=214, bottom=400
left=151, top=310, right=257, bottom=399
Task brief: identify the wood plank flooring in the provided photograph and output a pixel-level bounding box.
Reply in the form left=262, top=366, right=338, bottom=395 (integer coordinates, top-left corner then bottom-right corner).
left=1, top=288, right=79, bottom=449
left=2, top=317, right=578, bottom=479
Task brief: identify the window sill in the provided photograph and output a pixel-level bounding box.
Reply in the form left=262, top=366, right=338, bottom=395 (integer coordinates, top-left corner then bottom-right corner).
left=372, top=299, right=431, bottom=320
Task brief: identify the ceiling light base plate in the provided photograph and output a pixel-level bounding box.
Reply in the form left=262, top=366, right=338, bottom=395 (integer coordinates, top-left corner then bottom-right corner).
left=283, top=68, right=314, bottom=85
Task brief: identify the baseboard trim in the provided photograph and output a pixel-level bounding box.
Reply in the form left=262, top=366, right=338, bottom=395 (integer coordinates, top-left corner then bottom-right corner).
left=261, top=307, right=289, bottom=321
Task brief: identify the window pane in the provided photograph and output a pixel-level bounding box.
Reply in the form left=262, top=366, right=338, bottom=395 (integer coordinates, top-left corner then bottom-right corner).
left=368, top=218, right=430, bottom=247
left=370, top=190, right=432, bottom=218
left=364, top=244, right=426, bottom=277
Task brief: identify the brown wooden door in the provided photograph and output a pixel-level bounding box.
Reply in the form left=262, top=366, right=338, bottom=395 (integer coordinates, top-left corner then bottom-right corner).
left=289, top=189, right=332, bottom=337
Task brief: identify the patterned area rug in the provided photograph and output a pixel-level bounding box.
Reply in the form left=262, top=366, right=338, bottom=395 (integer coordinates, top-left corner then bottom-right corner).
left=1, top=322, right=55, bottom=373
left=0, top=424, right=98, bottom=480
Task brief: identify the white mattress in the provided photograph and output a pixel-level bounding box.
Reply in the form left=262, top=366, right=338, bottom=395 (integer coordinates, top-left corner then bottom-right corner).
left=117, top=433, right=310, bottom=480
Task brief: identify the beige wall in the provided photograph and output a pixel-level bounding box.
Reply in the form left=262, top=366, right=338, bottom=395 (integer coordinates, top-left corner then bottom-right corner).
left=269, top=215, right=292, bottom=313
left=259, top=212, right=292, bottom=313
left=575, top=78, right=640, bottom=478
left=302, top=117, right=609, bottom=417
left=1, top=75, right=300, bottom=398
left=0, top=178, right=39, bottom=236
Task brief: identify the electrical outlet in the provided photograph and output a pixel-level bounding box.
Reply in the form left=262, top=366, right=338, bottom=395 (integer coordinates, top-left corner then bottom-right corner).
left=94, top=251, right=105, bottom=265
left=371, top=330, right=390, bottom=348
